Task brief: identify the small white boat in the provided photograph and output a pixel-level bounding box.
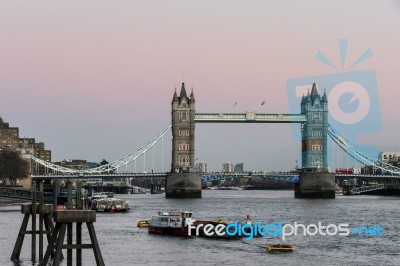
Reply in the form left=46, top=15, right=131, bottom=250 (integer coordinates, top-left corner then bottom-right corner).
left=89, top=192, right=130, bottom=212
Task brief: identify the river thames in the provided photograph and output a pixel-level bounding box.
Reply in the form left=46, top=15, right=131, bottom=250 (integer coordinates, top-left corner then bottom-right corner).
left=0, top=190, right=399, bottom=266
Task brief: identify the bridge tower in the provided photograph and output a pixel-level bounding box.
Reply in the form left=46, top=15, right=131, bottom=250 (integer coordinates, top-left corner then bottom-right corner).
left=296, top=83, right=335, bottom=198
left=171, top=82, right=196, bottom=173
left=301, top=83, right=328, bottom=170
left=166, top=82, right=201, bottom=198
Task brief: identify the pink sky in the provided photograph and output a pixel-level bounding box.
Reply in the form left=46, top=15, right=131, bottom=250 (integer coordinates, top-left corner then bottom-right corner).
left=0, top=1, right=399, bottom=171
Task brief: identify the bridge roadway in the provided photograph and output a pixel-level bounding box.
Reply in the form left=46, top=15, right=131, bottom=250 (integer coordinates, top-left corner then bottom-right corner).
left=31, top=172, right=400, bottom=184
left=32, top=172, right=300, bottom=183
left=335, top=174, right=400, bottom=179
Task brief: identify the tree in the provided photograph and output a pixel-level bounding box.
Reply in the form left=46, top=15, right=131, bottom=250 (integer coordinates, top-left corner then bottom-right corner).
left=0, top=150, right=28, bottom=186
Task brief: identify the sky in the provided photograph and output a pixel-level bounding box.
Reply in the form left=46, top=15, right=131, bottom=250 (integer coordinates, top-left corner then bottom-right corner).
left=0, top=0, right=399, bottom=172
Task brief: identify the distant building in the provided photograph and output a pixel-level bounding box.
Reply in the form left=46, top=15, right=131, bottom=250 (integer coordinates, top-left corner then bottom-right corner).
left=0, top=119, right=19, bottom=149
left=197, top=162, right=207, bottom=173
left=222, top=162, right=234, bottom=173
left=388, top=157, right=400, bottom=167
left=234, top=163, right=244, bottom=172
left=87, top=162, right=100, bottom=169
left=0, top=117, right=51, bottom=175
left=379, top=152, right=400, bottom=163
left=54, top=160, right=100, bottom=170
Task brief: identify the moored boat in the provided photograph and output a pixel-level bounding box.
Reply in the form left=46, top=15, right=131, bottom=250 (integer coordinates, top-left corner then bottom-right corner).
left=148, top=210, right=194, bottom=236
left=147, top=211, right=249, bottom=238
left=137, top=220, right=150, bottom=228
left=266, top=244, right=294, bottom=253
left=89, top=192, right=130, bottom=212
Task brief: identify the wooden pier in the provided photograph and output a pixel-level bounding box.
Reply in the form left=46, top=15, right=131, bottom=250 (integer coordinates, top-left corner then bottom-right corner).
left=11, top=180, right=105, bottom=266
left=11, top=181, right=57, bottom=262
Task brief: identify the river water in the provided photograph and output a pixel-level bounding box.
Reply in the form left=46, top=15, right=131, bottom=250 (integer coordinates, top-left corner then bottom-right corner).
left=0, top=190, right=399, bottom=266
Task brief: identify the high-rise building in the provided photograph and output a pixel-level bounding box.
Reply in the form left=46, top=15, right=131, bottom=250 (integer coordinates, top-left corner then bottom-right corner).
left=234, top=163, right=244, bottom=172
left=197, top=162, right=207, bottom=173
left=0, top=118, right=19, bottom=149
left=379, top=152, right=400, bottom=163
left=222, top=162, right=234, bottom=173
left=0, top=117, right=51, bottom=174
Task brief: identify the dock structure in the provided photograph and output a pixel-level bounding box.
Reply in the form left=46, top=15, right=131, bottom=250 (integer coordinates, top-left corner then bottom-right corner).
left=40, top=180, right=105, bottom=266
left=11, top=181, right=58, bottom=262
left=10, top=180, right=105, bottom=266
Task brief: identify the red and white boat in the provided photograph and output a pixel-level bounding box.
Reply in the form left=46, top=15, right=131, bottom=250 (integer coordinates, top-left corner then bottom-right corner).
left=148, top=210, right=195, bottom=236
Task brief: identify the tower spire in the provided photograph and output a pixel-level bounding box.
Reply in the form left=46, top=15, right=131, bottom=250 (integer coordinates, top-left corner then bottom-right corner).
left=179, top=82, right=187, bottom=99
left=189, top=87, right=195, bottom=102
left=172, top=88, right=178, bottom=103
left=311, top=82, right=319, bottom=97
left=322, top=88, right=327, bottom=102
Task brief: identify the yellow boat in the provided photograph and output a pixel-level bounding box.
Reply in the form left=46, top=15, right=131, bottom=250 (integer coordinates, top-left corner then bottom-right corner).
left=210, top=219, right=228, bottom=225
left=266, top=244, right=294, bottom=253
left=137, top=220, right=150, bottom=228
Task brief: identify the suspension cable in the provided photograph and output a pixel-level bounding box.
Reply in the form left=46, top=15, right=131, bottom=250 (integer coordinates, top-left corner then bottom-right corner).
left=31, top=125, right=171, bottom=174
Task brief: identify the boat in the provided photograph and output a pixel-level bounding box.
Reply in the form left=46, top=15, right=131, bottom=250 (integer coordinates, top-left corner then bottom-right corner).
left=148, top=210, right=194, bottom=236
left=91, top=192, right=115, bottom=200
left=131, top=186, right=148, bottom=194
left=266, top=244, right=294, bottom=253
left=89, top=192, right=130, bottom=212
left=335, top=184, right=344, bottom=195
left=148, top=210, right=248, bottom=238
left=137, top=220, right=150, bottom=228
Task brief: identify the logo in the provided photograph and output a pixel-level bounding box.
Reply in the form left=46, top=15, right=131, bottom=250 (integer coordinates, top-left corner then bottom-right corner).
left=328, top=81, right=371, bottom=125
left=286, top=39, right=381, bottom=167
left=188, top=220, right=384, bottom=241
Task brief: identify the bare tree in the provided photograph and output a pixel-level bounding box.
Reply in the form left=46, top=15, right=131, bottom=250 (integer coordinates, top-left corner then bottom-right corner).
left=0, top=150, right=28, bottom=186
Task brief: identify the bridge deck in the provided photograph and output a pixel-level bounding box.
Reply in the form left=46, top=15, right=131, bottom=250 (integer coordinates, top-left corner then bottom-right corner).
left=195, top=113, right=307, bottom=123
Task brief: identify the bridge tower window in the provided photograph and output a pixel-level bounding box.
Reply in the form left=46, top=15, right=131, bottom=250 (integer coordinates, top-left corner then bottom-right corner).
left=178, top=144, right=190, bottom=151
left=179, top=112, right=188, bottom=121
left=178, top=130, right=190, bottom=136
left=311, top=144, right=322, bottom=151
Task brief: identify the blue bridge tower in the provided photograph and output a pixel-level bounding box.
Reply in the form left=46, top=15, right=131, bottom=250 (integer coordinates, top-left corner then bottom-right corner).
left=296, top=83, right=335, bottom=198
left=301, top=83, right=328, bottom=170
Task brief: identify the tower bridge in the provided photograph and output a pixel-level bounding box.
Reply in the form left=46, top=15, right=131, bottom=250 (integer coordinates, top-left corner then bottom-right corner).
left=29, top=81, right=400, bottom=199
left=167, top=82, right=330, bottom=198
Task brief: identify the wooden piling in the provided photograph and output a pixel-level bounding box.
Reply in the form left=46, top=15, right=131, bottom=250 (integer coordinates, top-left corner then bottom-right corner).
left=39, top=181, right=44, bottom=260
left=32, top=181, right=36, bottom=262
left=11, top=180, right=60, bottom=263
left=10, top=203, right=55, bottom=262
left=40, top=181, right=105, bottom=266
